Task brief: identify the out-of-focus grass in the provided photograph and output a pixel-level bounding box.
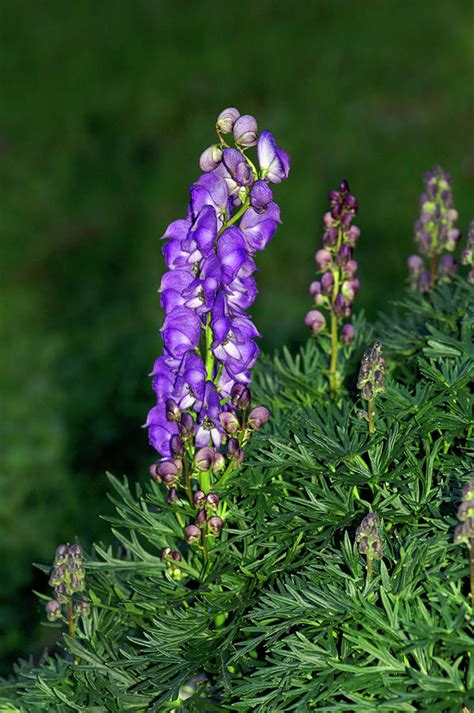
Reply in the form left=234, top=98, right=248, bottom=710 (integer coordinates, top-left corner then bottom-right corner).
left=0, top=0, right=472, bottom=669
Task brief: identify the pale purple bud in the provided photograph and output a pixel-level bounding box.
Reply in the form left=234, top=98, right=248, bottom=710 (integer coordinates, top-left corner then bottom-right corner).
left=344, top=259, right=358, bottom=278
left=165, top=398, right=181, bottom=423
left=341, top=323, right=356, bottom=345
left=208, top=516, right=223, bottom=535
left=167, top=488, right=178, bottom=504
left=54, top=544, right=69, bottom=562
left=170, top=434, right=184, bottom=456
left=407, top=255, right=424, bottom=278
left=195, top=446, right=215, bottom=471
left=180, top=412, right=194, bottom=435
left=199, top=144, right=223, bottom=172
left=341, top=278, right=360, bottom=302
left=438, top=254, right=457, bottom=277
left=231, top=383, right=251, bottom=409
left=184, top=524, right=201, bottom=544
left=46, top=599, right=62, bottom=621
left=196, top=508, right=207, bottom=526
left=233, top=114, right=258, bottom=147
left=345, top=225, right=361, bottom=247
left=321, top=271, right=334, bottom=295
left=219, top=411, right=240, bottom=434
left=309, top=281, right=325, bottom=305
left=304, top=309, right=326, bottom=334
left=212, top=451, right=226, bottom=473
left=207, top=492, right=219, bottom=508
left=194, top=490, right=206, bottom=507
left=157, top=459, right=181, bottom=486
left=315, top=249, right=332, bottom=271
left=227, top=438, right=239, bottom=456
left=248, top=406, right=270, bottom=430
left=216, top=107, right=240, bottom=134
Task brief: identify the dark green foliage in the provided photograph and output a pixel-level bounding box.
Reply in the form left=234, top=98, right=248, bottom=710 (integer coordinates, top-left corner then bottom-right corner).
left=1, top=276, right=472, bottom=711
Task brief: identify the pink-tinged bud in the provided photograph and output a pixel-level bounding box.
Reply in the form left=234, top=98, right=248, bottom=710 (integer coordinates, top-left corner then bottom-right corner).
left=344, top=259, right=358, bottom=278
left=219, top=411, right=240, bottom=434
left=345, top=225, right=361, bottom=247
left=157, top=459, right=182, bottom=486
left=227, top=438, right=239, bottom=456
left=328, top=190, right=340, bottom=205
left=208, top=516, right=223, bottom=535
left=321, top=271, right=334, bottom=295
left=323, top=211, right=334, bottom=228
left=195, top=446, right=215, bottom=471
left=207, top=492, right=219, bottom=509
left=149, top=463, right=161, bottom=482
left=199, top=144, right=223, bottom=172
left=231, top=383, right=251, bottom=409
left=407, top=255, right=424, bottom=278
left=233, top=114, right=258, bottom=147
left=341, top=323, right=356, bottom=345
left=305, top=309, right=326, bottom=335
left=171, top=550, right=181, bottom=562
left=216, top=107, right=240, bottom=134
left=165, top=398, right=181, bottom=422
left=345, top=194, right=358, bottom=211
left=323, top=227, right=339, bottom=247
left=184, top=524, right=201, bottom=544
left=55, top=583, right=67, bottom=602
left=194, top=490, right=206, bottom=507
left=167, top=488, right=178, bottom=504
left=196, top=508, right=207, bottom=526
left=212, top=451, right=226, bottom=474
left=248, top=406, right=270, bottom=431
left=161, top=547, right=172, bottom=560
left=69, top=544, right=82, bottom=559
left=45, top=599, right=61, bottom=621
left=341, top=278, right=360, bottom=302
left=315, top=249, right=332, bottom=271
left=339, top=179, right=350, bottom=193
left=170, top=434, right=184, bottom=456
left=54, top=544, right=69, bottom=562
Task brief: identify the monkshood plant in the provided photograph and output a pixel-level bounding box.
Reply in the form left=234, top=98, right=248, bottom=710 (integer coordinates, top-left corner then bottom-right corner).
left=1, top=156, right=473, bottom=711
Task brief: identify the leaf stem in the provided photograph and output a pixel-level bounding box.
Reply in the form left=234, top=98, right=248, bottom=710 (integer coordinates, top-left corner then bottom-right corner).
left=66, top=600, right=75, bottom=640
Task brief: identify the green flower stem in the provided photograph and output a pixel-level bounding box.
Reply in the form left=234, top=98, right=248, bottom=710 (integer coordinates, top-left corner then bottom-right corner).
left=201, top=529, right=209, bottom=566
left=217, top=198, right=250, bottom=238
left=204, top=315, right=215, bottom=380
left=367, top=550, right=373, bottom=581
left=66, top=600, right=75, bottom=640
left=368, top=398, right=375, bottom=434
left=430, top=254, right=437, bottom=288
left=183, top=460, right=193, bottom=505
left=328, top=311, right=339, bottom=399
left=200, top=469, right=211, bottom=494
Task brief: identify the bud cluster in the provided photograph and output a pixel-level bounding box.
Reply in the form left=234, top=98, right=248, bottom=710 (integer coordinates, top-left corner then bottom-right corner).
left=45, top=543, right=90, bottom=624
left=408, top=165, right=460, bottom=291
left=151, top=383, right=269, bottom=558
left=161, top=547, right=182, bottom=581
left=355, top=512, right=383, bottom=573
left=454, top=477, right=474, bottom=547
left=357, top=341, right=386, bottom=433
left=460, top=220, right=474, bottom=284
left=305, top=179, right=360, bottom=343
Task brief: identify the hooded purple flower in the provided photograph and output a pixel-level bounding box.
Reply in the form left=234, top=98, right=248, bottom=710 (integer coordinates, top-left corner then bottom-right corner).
left=250, top=180, right=273, bottom=213
left=215, top=148, right=253, bottom=196
left=240, top=202, right=281, bottom=252
left=217, top=227, right=256, bottom=283
left=161, top=306, right=201, bottom=358
left=189, top=173, right=230, bottom=226
left=195, top=382, right=223, bottom=448
left=146, top=405, right=179, bottom=458
left=257, top=130, right=290, bottom=184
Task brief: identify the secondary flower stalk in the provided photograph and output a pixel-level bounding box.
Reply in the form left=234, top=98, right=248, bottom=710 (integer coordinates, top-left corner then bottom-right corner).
left=357, top=341, right=386, bottom=434
left=305, top=180, right=361, bottom=398
left=461, top=220, right=474, bottom=284
left=146, top=108, right=289, bottom=569
left=454, top=476, right=474, bottom=612
left=408, top=166, right=460, bottom=291
left=355, top=512, right=382, bottom=580
left=45, top=543, right=89, bottom=638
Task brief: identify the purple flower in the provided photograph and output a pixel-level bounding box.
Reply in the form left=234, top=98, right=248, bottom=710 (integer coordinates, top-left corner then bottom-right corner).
left=161, top=306, right=201, bottom=358
left=257, top=130, right=290, bottom=184
left=407, top=255, right=424, bottom=278
left=216, top=148, right=254, bottom=196
left=240, top=202, right=281, bottom=252
left=305, top=309, right=326, bottom=334
left=438, top=254, right=457, bottom=278
left=216, top=107, right=240, bottom=134
left=250, top=180, right=273, bottom=213
left=189, top=173, right=230, bottom=226
left=217, top=227, right=256, bottom=283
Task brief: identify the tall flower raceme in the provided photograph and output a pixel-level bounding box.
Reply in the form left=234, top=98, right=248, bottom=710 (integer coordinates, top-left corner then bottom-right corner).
left=45, top=543, right=89, bottom=638
left=454, top=476, right=474, bottom=612
left=305, top=180, right=360, bottom=398
left=407, top=166, right=460, bottom=292
left=357, top=340, right=386, bottom=435
left=146, top=108, right=289, bottom=566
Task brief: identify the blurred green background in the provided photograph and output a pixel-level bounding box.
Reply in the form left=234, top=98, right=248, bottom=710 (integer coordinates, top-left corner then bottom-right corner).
left=1, top=0, right=472, bottom=671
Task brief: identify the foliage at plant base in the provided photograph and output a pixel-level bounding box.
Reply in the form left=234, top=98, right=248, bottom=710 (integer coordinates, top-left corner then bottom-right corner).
left=0, top=273, right=472, bottom=712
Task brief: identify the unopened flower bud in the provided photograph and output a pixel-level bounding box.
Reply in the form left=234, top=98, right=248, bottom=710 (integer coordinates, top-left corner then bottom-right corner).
left=199, top=144, right=223, bottom=173
left=321, top=271, right=334, bottom=296
left=341, top=323, right=356, bottom=345
left=408, top=254, right=424, bottom=278
left=304, top=309, right=326, bottom=335
left=344, top=259, right=358, bottom=278
left=158, top=459, right=181, bottom=486
left=438, top=254, right=457, bottom=277
left=227, top=438, right=239, bottom=456
left=250, top=180, right=272, bottom=213
left=196, top=508, right=207, bottom=526
left=54, top=544, right=69, bottom=563
left=170, top=434, right=184, bottom=456
left=165, top=398, right=181, bottom=423
left=339, top=179, right=350, bottom=193
left=194, top=490, right=206, bottom=507
left=208, top=516, right=223, bottom=535
left=233, top=114, right=258, bottom=147
left=207, top=492, right=219, bottom=509
left=75, top=600, right=91, bottom=616
left=46, top=599, right=61, bottom=621
left=171, top=550, right=181, bottom=561
left=216, top=107, right=240, bottom=134
left=180, top=412, right=194, bottom=435
left=219, top=411, right=240, bottom=434
left=248, top=406, right=270, bottom=431
left=231, top=383, right=251, bottom=409
left=184, top=524, right=201, bottom=544
left=362, top=381, right=374, bottom=400
left=345, top=225, right=361, bottom=246
left=167, top=487, right=178, bottom=504
left=195, top=446, right=215, bottom=471
left=49, top=567, right=63, bottom=587
left=315, top=249, right=332, bottom=271
left=55, top=583, right=67, bottom=602
left=162, top=547, right=172, bottom=560
left=212, top=451, right=226, bottom=473
left=69, top=544, right=82, bottom=559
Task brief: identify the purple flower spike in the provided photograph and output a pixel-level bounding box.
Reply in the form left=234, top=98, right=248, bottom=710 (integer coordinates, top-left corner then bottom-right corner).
left=233, top=114, right=258, bottom=147
left=257, top=131, right=290, bottom=184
